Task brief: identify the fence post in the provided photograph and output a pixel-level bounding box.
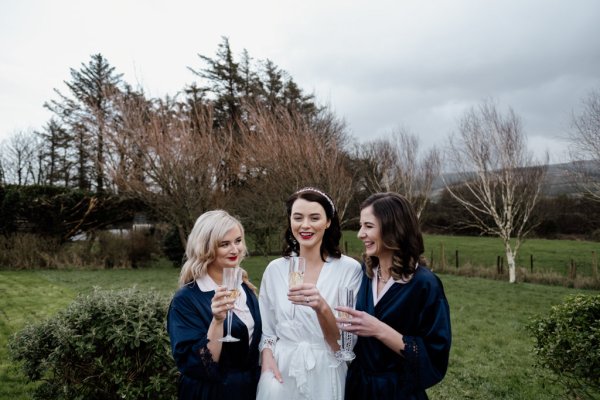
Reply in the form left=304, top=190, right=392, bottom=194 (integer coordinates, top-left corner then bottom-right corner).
left=440, top=243, right=446, bottom=271
left=430, top=250, right=434, bottom=269
left=344, top=241, right=348, bottom=255
left=455, top=250, right=459, bottom=269
left=497, top=256, right=501, bottom=274
left=530, top=254, right=534, bottom=273
left=570, top=259, right=577, bottom=280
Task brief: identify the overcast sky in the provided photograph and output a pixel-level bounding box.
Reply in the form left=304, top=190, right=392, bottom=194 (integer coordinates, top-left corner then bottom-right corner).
left=1, top=0, right=599, bottom=163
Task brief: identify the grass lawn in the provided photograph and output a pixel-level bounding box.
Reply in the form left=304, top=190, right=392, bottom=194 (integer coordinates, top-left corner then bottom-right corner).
left=339, top=232, right=600, bottom=278
left=1, top=256, right=598, bottom=399
left=424, top=235, right=600, bottom=277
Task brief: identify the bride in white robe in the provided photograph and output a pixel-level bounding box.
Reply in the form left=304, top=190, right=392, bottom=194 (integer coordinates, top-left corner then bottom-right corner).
left=256, top=188, right=362, bottom=400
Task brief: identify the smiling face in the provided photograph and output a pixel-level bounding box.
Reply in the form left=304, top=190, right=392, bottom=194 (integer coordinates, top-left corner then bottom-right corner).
left=358, top=205, right=393, bottom=260
left=290, top=198, right=331, bottom=252
left=210, top=224, right=244, bottom=271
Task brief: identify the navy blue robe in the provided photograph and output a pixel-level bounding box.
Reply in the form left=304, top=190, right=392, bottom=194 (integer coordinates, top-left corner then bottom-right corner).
left=345, top=265, right=451, bottom=400
left=167, top=282, right=262, bottom=400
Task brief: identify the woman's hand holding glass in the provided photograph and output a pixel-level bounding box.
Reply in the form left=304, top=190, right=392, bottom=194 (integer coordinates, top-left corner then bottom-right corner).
left=288, top=282, right=324, bottom=311
left=336, top=307, right=383, bottom=338
left=219, top=266, right=242, bottom=342
left=211, top=286, right=234, bottom=322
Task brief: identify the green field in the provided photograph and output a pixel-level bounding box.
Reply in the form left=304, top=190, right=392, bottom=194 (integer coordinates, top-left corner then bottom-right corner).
left=337, top=232, right=600, bottom=278
left=1, top=254, right=599, bottom=399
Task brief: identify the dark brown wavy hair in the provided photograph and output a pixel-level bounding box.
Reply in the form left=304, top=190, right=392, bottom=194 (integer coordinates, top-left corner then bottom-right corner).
left=360, top=192, right=424, bottom=282
left=283, top=187, right=342, bottom=261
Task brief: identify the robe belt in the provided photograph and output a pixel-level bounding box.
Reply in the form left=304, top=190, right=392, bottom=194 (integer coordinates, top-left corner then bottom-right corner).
left=279, top=340, right=323, bottom=396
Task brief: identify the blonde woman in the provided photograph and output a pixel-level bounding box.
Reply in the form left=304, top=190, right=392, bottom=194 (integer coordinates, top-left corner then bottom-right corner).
left=167, top=210, right=261, bottom=400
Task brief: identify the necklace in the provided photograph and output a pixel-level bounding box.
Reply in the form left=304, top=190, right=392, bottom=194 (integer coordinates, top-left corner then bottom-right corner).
left=376, top=267, right=390, bottom=284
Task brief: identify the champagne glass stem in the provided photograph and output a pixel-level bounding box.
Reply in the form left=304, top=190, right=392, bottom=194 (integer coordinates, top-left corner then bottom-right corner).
left=226, top=309, right=233, bottom=338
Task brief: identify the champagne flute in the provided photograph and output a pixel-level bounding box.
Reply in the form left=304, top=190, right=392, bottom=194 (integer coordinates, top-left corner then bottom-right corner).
left=288, top=256, right=306, bottom=319
left=335, top=287, right=356, bottom=361
left=219, top=266, right=241, bottom=342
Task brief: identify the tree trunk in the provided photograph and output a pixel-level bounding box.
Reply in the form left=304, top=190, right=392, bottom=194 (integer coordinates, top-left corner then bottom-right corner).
left=505, top=244, right=517, bottom=283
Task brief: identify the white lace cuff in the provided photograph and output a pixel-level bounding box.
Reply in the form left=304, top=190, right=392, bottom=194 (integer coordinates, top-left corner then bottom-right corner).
left=259, top=334, right=278, bottom=353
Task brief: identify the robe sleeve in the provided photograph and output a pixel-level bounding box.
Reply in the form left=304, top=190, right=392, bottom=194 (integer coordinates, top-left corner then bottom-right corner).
left=401, top=283, right=451, bottom=391
left=167, top=291, right=220, bottom=381
left=258, top=262, right=278, bottom=352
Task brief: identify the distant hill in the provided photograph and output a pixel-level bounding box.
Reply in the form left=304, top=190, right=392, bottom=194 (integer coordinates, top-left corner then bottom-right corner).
left=431, top=160, right=598, bottom=199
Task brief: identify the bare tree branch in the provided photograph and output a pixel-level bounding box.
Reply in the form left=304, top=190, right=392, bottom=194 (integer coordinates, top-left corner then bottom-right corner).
left=231, top=103, right=356, bottom=253
left=444, top=100, right=547, bottom=283
left=569, top=88, right=600, bottom=201
left=358, top=128, right=441, bottom=218
left=1, top=130, right=42, bottom=185
left=107, top=95, right=231, bottom=247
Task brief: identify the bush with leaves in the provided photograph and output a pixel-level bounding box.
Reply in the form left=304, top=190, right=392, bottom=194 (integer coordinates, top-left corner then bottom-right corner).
left=527, top=294, right=600, bottom=399
left=162, top=226, right=184, bottom=267
left=0, top=184, right=144, bottom=241
left=9, top=288, right=178, bottom=400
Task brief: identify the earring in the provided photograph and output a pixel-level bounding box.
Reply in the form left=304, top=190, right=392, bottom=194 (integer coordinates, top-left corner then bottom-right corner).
left=288, top=232, right=297, bottom=246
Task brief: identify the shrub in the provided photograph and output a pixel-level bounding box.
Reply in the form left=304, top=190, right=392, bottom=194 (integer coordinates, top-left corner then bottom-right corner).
left=0, top=233, right=61, bottom=269
left=97, top=229, right=161, bottom=269
left=96, top=230, right=131, bottom=268
left=128, top=228, right=162, bottom=268
left=162, top=226, right=184, bottom=267
left=589, top=228, right=600, bottom=242
left=8, top=288, right=178, bottom=399
left=0, top=184, right=142, bottom=241
left=0, top=230, right=163, bottom=270
left=527, top=294, right=600, bottom=399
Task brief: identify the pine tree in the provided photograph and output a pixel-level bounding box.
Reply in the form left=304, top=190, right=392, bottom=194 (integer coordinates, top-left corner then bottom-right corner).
left=183, top=83, right=210, bottom=135
left=260, top=59, right=285, bottom=110
left=189, top=37, right=244, bottom=129
left=36, top=119, right=73, bottom=186
left=45, top=53, right=123, bottom=192
left=190, top=37, right=320, bottom=127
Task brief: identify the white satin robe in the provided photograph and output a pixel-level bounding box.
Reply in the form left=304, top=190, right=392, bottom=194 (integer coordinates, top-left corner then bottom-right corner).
left=256, top=255, right=362, bottom=400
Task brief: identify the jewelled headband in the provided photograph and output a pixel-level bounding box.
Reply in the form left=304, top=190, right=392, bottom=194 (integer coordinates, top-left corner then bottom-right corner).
left=294, top=187, right=335, bottom=213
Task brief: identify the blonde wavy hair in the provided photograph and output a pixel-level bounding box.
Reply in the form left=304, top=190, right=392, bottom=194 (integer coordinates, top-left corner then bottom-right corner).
left=178, top=210, right=255, bottom=292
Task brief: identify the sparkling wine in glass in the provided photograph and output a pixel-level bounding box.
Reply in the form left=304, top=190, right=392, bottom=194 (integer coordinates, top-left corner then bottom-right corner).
left=336, top=287, right=356, bottom=361
left=228, top=287, right=241, bottom=300
left=288, top=256, right=305, bottom=319
left=219, top=267, right=242, bottom=342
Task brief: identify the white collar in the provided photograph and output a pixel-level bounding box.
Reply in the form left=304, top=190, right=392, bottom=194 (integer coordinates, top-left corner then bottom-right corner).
left=196, top=272, right=219, bottom=292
